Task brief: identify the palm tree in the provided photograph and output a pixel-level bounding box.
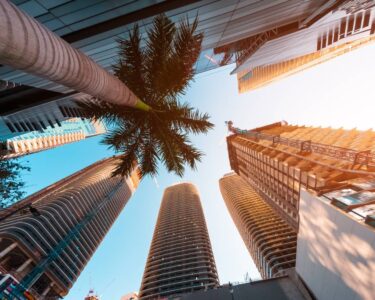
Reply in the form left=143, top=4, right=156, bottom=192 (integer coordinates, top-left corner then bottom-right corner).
left=79, top=15, right=214, bottom=178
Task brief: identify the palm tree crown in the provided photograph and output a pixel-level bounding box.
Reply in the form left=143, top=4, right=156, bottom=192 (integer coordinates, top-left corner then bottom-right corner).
left=80, top=14, right=213, bottom=179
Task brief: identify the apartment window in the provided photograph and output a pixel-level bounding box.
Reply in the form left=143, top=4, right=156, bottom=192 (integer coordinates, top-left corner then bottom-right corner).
left=13, top=122, right=22, bottom=132
left=317, top=37, right=321, bottom=50
left=19, top=122, right=28, bottom=131
left=340, top=18, right=347, bottom=37
left=333, top=28, right=339, bottom=43
left=347, top=15, right=355, bottom=34
left=25, top=121, right=35, bottom=131
left=59, top=106, right=67, bottom=117
left=322, top=35, right=327, bottom=48
left=5, top=121, right=16, bottom=133
left=328, top=30, right=333, bottom=46
left=47, top=119, right=55, bottom=128
left=364, top=10, right=371, bottom=28
left=68, top=107, right=76, bottom=117
left=31, top=121, right=41, bottom=131
left=39, top=120, right=47, bottom=130
left=354, top=13, right=363, bottom=31
left=73, top=108, right=82, bottom=117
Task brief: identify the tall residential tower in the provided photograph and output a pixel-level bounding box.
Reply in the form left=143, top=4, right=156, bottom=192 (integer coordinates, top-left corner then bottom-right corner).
left=139, top=183, right=219, bottom=299
left=223, top=121, right=375, bottom=283
left=0, top=158, right=139, bottom=299
left=226, top=121, right=375, bottom=229
left=0, top=93, right=105, bottom=159
left=219, top=173, right=297, bottom=278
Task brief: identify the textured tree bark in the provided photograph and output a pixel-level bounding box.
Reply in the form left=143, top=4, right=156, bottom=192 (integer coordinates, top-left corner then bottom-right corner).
left=0, top=0, right=142, bottom=108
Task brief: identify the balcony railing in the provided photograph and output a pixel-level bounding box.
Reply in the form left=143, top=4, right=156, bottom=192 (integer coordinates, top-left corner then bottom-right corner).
left=238, top=130, right=375, bottom=168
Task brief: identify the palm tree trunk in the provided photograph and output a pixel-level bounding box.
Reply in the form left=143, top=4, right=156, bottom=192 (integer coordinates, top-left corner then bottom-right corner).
left=0, top=1, right=150, bottom=110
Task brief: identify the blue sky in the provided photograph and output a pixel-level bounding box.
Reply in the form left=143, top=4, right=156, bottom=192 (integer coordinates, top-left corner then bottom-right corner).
left=18, top=42, right=375, bottom=300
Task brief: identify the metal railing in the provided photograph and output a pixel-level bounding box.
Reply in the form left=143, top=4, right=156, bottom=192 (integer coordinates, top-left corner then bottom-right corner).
left=237, top=130, right=375, bottom=168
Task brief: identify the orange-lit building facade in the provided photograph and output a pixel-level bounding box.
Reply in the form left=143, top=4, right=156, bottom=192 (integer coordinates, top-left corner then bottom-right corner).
left=223, top=121, right=375, bottom=283
left=219, top=173, right=297, bottom=278
left=236, top=34, right=375, bottom=93
left=213, top=0, right=375, bottom=93
left=226, top=121, right=375, bottom=229
left=139, top=183, right=219, bottom=299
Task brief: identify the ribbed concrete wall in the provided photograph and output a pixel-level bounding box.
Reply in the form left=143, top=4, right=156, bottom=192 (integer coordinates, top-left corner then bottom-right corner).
left=219, top=173, right=297, bottom=278
left=0, top=158, right=135, bottom=298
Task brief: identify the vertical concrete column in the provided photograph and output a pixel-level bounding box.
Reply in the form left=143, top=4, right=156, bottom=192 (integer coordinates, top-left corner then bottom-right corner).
left=0, top=242, right=17, bottom=259
left=16, top=258, right=33, bottom=273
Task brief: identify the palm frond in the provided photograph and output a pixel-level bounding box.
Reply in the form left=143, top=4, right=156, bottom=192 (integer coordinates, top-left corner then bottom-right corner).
left=114, top=24, right=146, bottom=99
left=163, top=129, right=203, bottom=170
left=139, top=131, right=159, bottom=178
left=160, top=102, right=214, bottom=134
left=85, top=14, right=213, bottom=179
left=111, top=131, right=143, bottom=178
left=154, top=16, right=203, bottom=100
left=101, top=120, right=143, bottom=151
left=145, top=14, right=176, bottom=104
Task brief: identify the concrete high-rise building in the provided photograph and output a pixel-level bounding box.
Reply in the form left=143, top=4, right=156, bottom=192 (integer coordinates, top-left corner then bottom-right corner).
left=236, top=34, right=375, bottom=93
left=223, top=122, right=375, bottom=298
left=0, top=93, right=105, bottom=159
left=219, top=173, right=297, bottom=279
left=226, top=121, right=375, bottom=230
left=139, top=183, right=219, bottom=299
left=213, top=0, right=375, bottom=93
left=1, top=0, right=335, bottom=112
left=0, top=158, right=139, bottom=299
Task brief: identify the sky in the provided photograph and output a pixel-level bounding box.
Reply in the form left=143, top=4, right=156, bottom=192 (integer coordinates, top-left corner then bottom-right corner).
left=17, top=42, right=375, bottom=300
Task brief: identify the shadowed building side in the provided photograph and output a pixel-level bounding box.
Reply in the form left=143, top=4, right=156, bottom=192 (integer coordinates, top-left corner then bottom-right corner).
left=219, top=173, right=297, bottom=279
left=0, top=158, right=139, bottom=299
left=139, top=183, right=219, bottom=299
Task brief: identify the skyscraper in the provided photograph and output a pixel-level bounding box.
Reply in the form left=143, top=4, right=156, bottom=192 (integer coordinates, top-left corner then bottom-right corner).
left=236, top=34, right=375, bottom=93
left=226, top=121, right=375, bottom=230
left=0, top=157, right=139, bottom=299
left=139, top=183, right=219, bottom=299
left=214, top=0, right=375, bottom=93
left=219, top=173, right=297, bottom=279
left=0, top=93, right=105, bottom=159
left=1, top=0, right=333, bottom=102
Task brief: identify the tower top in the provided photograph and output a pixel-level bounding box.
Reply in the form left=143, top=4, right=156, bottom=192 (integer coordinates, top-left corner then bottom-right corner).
left=85, top=289, right=100, bottom=300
